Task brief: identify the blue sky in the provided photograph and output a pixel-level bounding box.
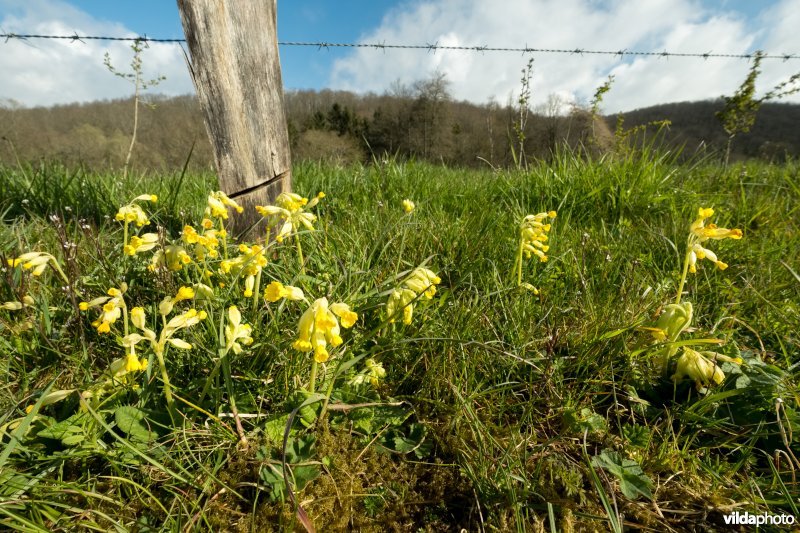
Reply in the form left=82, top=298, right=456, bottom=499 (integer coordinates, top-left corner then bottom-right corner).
left=1, top=0, right=798, bottom=112
left=61, top=0, right=396, bottom=91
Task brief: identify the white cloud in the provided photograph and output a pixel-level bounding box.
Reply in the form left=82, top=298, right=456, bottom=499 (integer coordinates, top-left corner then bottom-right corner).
left=0, top=0, right=193, bottom=107
left=330, top=0, right=800, bottom=112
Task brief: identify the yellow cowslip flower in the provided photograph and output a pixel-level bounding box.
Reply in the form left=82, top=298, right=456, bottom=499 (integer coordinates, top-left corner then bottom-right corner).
left=292, top=297, right=357, bottom=363
left=115, top=194, right=156, bottom=227
left=686, top=207, right=742, bottom=273
left=123, top=233, right=158, bottom=256
left=7, top=251, right=62, bottom=277
left=224, top=306, right=254, bottom=354
left=349, top=358, right=387, bottom=387
left=80, top=285, right=127, bottom=334
left=205, top=191, right=243, bottom=220
left=219, top=244, right=268, bottom=297
left=124, top=306, right=206, bottom=357
left=255, top=191, right=324, bottom=242
left=672, top=347, right=742, bottom=389
left=402, top=199, right=415, bottom=213
left=158, top=286, right=195, bottom=316
left=520, top=211, right=556, bottom=262
left=386, top=288, right=417, bottom=325
left=1, top=295, right=35, bottom=311
left=149, top=244, right=192, bottom=272
left=182, top=225, right=221, bottom=261
left=330, top=302, right=358, bottom=328
left=264, top=281, right=305, bottom=302
left=404, top=267, right=441, bottom=299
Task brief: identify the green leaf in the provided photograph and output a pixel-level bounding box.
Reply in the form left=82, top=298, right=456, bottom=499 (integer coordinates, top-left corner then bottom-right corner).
left=114, top=406, right=156, bottom=443
left=37, top=412, right=87, bottom=444
left=621, top=424, right=650, bottom=449
left=263, top=414, right=292, bottom=446
left=563, top=407, right=607, bottom=434
left=292, top=465, right=320, bottom=490
left=591, top=449, right=653, bottom=500
left=259, top=463, right=287, bottom=502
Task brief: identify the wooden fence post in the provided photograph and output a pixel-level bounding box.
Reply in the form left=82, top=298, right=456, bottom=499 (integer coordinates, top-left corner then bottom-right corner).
left=177, top=0, right=291, bottom=237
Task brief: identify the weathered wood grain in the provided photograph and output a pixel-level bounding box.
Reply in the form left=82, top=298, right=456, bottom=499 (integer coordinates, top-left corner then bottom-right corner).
left=177, top=0, right=291, bottom=237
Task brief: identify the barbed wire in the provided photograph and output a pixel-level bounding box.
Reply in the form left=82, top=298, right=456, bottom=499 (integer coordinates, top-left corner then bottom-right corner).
left=0, top=32, right=797, bottom=61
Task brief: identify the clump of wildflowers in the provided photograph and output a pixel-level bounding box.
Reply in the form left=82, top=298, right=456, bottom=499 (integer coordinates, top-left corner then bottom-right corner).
left=514, top=211, right=556, bottom=290
left=1, top=295, right=35, bottom=311
left=182, top=221, right=223, bottom=261
left=80, top=284, right=128, bottom=334
left=675, top=207, right=742, bottom=304
left=256, top=192, right=325, bottom=242
left=224, top=305, right=254, bottom=355
left=293, top=297, right=357, bottom=364
left=672, top=347, right=742, bottom=389
left=264, top=281, right=305, bottom=302
left=7, top=251, right=70, bottom=284
left=402, top=199, right=415, bottom=213
left=123, top=300, right=206, bottom=417
left=116, top=194, right=157, bottom=227
left=205, top=191, right=243, bottom=220
left=124, top=233, right=159, bottom=256
left=116, top=194, right=157, bottom=257
left=386, top=288, right=417, bottom=325
left=255, top=191, right=325, bottom=274
left=385, top=267, right=441, bottom=325
left=646, top=206, right=744, bottom=391
left=683, top=207, right=743, bottom=277
left=149, top=244, right=192, bottom=272
left=349, top=358, right=387, bottom=388
left=220, top=244, right=269, bottom=299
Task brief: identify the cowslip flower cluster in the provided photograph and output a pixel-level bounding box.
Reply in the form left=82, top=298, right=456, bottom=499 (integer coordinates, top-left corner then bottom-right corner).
left=672, top=347, right=742, bottom=389
left=116, top=194, right=157, bottom=258
left=80, top=285, right=128, bottom=334
left=255, top=191, right=324, bottom=243
left=124, top=233, right=158, bottom=256
left=349, top=358, right=387, bottom=388
left=386, top=267, right=441, bottom=325
left=402, top=199, right=415, bottom=213
left=1, top=295, right=35, bottom=311
left=220, top=244, right=268, bottom=297
left=7, top=251, right=68, bottom=281
left=116, top=194, right=157, bottom=227
left=520, top=211, right=557, bottom=263
left=149, top=244, right=193, bottom=272
left=686, top=207, right=743, bottom=273
left=124, top=305, right=206, bottom=357
left=182, top=220, right=223, bottom=261
left=514, top=211, right=556, bottom=290
left=264, top=281, right=305, bottom=302
left=293, top=297, right=357, bottom=363
left=205, top=191, right=243, bottom=220
left=158, top=286, right=195, bottom=317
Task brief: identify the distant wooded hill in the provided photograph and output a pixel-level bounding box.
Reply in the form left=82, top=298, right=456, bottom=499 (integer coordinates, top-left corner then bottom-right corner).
left=1, top=87, right=797, bottom=171
left=609, top=100, right=800, bottom=163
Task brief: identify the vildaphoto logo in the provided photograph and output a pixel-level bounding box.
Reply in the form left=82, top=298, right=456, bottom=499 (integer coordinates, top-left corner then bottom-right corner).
left=723, top=511, right=796, bottom=526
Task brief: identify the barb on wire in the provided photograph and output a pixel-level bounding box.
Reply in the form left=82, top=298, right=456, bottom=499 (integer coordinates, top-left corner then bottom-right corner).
left=0, top=32, right=797, bottom=61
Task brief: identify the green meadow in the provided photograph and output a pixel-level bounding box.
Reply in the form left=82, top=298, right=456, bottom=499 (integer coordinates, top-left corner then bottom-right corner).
left=1, top=150, right=798, bottom=531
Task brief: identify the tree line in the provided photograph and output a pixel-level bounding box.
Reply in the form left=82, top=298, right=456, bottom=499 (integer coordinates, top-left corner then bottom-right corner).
left=1, top=75, right=798, bottom=172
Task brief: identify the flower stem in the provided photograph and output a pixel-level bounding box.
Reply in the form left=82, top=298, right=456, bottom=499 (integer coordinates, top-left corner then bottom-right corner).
left=154, top=348, right=177, bottom=422
left=675, top=239, right=692, bottom=304
left=295, top=235, right=305, bottom=275
left=515, top=233, right=524, bottom=286
left=251, top=269, right=262, bottom=313
left=318, top=366, right=337, bottom=425
left=308, top=360, right=317, bottom=393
